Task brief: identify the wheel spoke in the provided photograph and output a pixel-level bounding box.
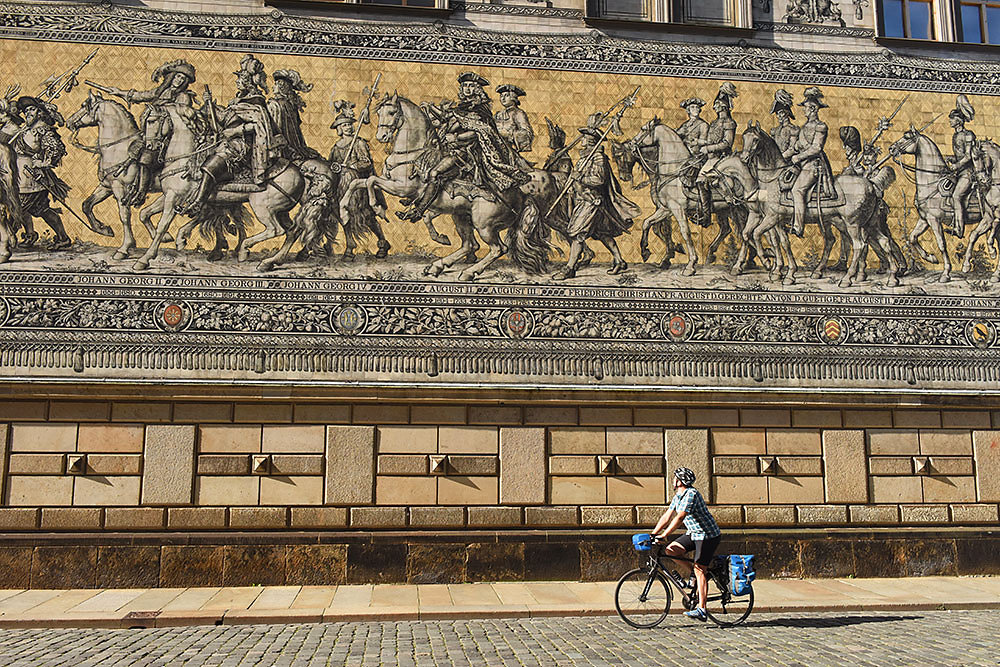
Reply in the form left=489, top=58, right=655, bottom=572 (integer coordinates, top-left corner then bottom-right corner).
left=615, top=568, right=672, bottom=629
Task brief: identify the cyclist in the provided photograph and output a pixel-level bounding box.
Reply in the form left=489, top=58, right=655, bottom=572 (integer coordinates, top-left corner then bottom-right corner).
left=651, top=467, right=721, bottom=622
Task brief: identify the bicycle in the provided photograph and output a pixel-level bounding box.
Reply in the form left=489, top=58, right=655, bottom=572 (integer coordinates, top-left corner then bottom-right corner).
left=615, top=535, right=754, bottom=628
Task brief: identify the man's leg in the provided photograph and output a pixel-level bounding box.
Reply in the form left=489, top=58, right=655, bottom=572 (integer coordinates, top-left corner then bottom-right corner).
left=790, top=167, right=816, bottom=238
left=661, top=534, right=694, bottom=579
left=694, top=562, right=709, bottom=610
left=952, top=173, right=972, bottom=237
left=599, top=235, right=628, bottom=274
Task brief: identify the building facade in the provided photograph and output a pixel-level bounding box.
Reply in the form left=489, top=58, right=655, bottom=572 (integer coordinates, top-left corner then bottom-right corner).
left=0, top=0, right=998, bottom=588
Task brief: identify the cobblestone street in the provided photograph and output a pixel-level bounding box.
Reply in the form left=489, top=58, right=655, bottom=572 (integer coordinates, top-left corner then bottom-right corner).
left=0, top=611, right=996, bottom=666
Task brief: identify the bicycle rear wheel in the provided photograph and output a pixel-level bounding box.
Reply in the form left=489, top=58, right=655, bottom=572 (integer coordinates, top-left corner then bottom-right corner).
left=615, top=568, right=672, bottom=629
left=703, top=574, right=753, bottom=627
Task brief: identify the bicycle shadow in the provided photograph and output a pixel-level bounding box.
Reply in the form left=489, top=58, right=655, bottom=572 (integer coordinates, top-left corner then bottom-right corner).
left=738, top=614, right=923, bottom=629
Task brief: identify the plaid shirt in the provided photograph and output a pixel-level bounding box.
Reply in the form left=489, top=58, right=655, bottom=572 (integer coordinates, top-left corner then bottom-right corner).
left=669, top=487, right=721, bottom=540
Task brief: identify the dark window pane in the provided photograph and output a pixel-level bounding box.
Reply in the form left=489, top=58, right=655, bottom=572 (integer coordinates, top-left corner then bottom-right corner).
left=961, top=4, right=983, bottom=42
left=907, top=0, right=932, bottom=38
left=986, top=5, right=1000, bottom=42
left=882, top=0, right=905, bottom=37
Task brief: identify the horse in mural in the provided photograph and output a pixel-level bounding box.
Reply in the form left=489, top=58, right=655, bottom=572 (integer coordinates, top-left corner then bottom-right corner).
left=738, top=122, right=900, bottom=288
left=610, top=119, right=753, bottom=275
left=888, top=126, right=988, bottom=284
left=340, top=92, right=558, bottom=281
left=964, top=139, right=1000, bottom=281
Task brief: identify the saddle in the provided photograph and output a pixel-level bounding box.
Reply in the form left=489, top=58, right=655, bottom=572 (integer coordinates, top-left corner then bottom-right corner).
left=777, top=165, right=842, bottom=206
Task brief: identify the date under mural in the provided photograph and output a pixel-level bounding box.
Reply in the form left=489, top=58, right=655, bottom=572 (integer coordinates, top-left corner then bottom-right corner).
left=0, top=24, right=999, bottom=390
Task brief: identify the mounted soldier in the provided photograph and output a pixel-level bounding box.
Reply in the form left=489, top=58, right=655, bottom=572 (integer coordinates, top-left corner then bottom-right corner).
left=946, top=94, right=976, bottom=238
left=783, top=86, right=833, bottom=238
left=181, top=54, right=281, bottom=214
left=769, top=89, right=799, bottom=155
left=675, top=97, right=708, bottom=156
left=692, top=83, right=738, bottom=227
left=494, top=84, right=534, bottom=155
left=12, top=96, right=72, bottom=249
left=97, top=60, right=197, bottom=206
left=268, top=69, right=320, bottom=164
left=397, top=71, right=529, bottom=222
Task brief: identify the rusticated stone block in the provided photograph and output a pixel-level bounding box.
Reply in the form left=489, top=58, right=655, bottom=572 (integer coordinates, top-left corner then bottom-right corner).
left=351, top=506, right=406, bottom=528
left=467, top=506, right=522, bottom=527
left=708, top=505, right=743, bottom=526
left=234, top=403, right=292, bottom=424
left=713, top=456, right=757, bottom=475
left=843, top=410, right=892, bottom=428
left=922, top=476, right=976, bottom=503
left=972, top=431, right=1000, bottom=502
left=743, top=538, right=802, bottom=578
left=867, top=429, right=918, bottom=455
left=199, top=425, right=260, bottom=453
left=173, top=402, right=232, bottom=423
left=104, top=508, right=164, bottom=530
left=410, top=506, right=465, bottom=527
left=926, top=457, right=975, bottom=476
left=469, top=406, right=522, bottom=425
left=616, top=455, right=664, bottom=475
left=86, top=454, right=142, bottom=475
left=160, top=546, right=223, bottom=587
left=634, top=408, right=685, bottom=427
left=768, top=476, right=825, bottom=504
left=74, top=476, right=141, bottom=506
left=10, top=423, right=77, bottom=452
left=710, top=428, right=764, bottom=455
left=665, top=428, right=709, bottom=493
left=581, top=506, right=633, bottom=525
left=800, top=540, right=855, bottom=578
left=0, top=508, right=39, bottom=530
left=224, top=545, right=286, bottom=586
left=525, top=506, right=578, bottom=526
left=447, top=455, right=499, bottom=476
left=376, top=476, right=435, bottom=505
left=31, top=546, right=97, bottom=589
left=869, top=457, right=913, bottom=475
left=823, top=430, right=867, bottom=503
left=438, top=427, right=498, bottom=454
left=347, top=544, right=406, bottom=584
left=941, top=411, right=991, bottom=429
left=378, top=426, right=437, bottom=454
left=290, top=507, right=348, bottom=529
left=579, top=407, right=631, bottom=426
left=7, top=453, right=64, bottom=475
left=608, top=477, right=664, bottom=505
left=260, top=476, right=323, bottom=505
left=197, top=454, right=249, bottom=475
left=744, top=505, right=795, bottom=525
left=849, top=505, right=900, bottom=524
left=438, top=477, right=498, bottom=505
left=636, top=505, right=669, bottom=526
left=78, top=424, right=144, bottom=453
left=524, top=406, right=577, bottom=426
left=791, top=410, right=842, bottom=428
left=287, top=545, right=347, bottom=585
left=606, top=428, right=662, bottom=455
left=262, top=425, right=324, bottom=453
left=796, top=505, right=848, bottom=524
left=871, top=476, right=922, bottom=503
left=326, top=426, right=375, bottom=505
left=196, top=476, right=258, bottom=505
left=892, top=410, right=941, bottom=428
left=854, top=539, right=906, bottom=577
left=410, top=404, right=466, bottom=425
left=956, top=537, right=1000, bottom=575
left=407, top=544, right=466, bottom=584
left=353, top=404, right=408, bottom=424
left=97, top=546, right=160, bottom=588
left=712, top=476, right=767, bottom=504
left=377, top=455, right=427, bottom=475
left=499, top=427, right=545, bottom=505
left=7, top=476, right=72, bottom=506
left=229, top=507, right=287, bottom=529
left=581, top=540, right=637, bottom=581
left=167, top=507, right=226, bottom=530
left=467, top=542, right=524, bottom=582
left=900, top=505, right=950, bottom=524
left=550, top=477, right=605, bottom=505
left=920, top=430, right=973, bottom=456
left=741, top=409, right=790, bottom=428
left=111, top=402, right=171, bottom=423
left=0, top=547, right=32, bottom=588
left=903, top=539, right=957, bottom=576
left=40, top=508, right=101, bottom=530
left=525, top=542, right=580, bottom=581
left=687, top=409, right=738, bottom=427
left=951, top=504, right=999, bottom=523
left=49, top=402, right=109, bottom=422
left=549, top=456, right=597, bottom=475
left=142, top=425, right=195, bottom=506
left=773, top=456, right=823, bottom=476
left=0, top=402, right=46, bottom=421
left=293, top=403, right=351, bottom=424
left=549, top=427, right=605, bottom=455
left=766, top=429, right=821, bottom=455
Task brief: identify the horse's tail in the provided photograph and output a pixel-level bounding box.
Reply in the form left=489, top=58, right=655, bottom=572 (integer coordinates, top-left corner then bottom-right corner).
left=509, top=196, right=550, bottom=275
left=196, top=204, right=251, bottom=244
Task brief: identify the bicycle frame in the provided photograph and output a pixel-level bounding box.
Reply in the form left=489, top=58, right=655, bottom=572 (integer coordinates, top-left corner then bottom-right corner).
left=640, top=544, right=731, bottom=610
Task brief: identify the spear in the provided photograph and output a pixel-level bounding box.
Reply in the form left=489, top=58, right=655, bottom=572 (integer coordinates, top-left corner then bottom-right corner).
left=872, top=112, right=942, bottom=171
left=866, top=94, right=909, bottom=153
left=341, top=73, right=381, bottom=169
left=40, top=48, right=98, bottom=103
left=543, top=86, right=639, bottom=172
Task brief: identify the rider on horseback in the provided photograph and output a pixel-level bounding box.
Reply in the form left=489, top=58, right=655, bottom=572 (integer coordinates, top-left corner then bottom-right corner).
left=182, top=55, right=281, bottom=214
left=769, top=89, right=799, bottom=155
left=692, top=83, right=738, bottom=228
left=99, top=60, right=197, bottom=207
left=268, top=69, right=321, bottom=164
left=494, top=84, right=534, bottom=155
left=396, top=72, right=529, bottom=223
left=783, top=87, right=833, bottom=238
left=676, top=97, right=708, bottom=156
left=946, top=94, right=977, bottom=238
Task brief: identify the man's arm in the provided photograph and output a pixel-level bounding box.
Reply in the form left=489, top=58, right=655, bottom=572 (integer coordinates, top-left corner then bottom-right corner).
left=792, top=122, right=828, bottom=164
left=653, top=510, right=687, bottom=540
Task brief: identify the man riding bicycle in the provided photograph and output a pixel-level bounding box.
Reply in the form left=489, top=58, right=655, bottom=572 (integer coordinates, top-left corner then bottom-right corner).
left=651, top=467, right=722, bottom=622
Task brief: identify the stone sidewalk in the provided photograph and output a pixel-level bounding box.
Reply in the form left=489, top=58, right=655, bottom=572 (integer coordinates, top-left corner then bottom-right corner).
left=0, top=576, right=997, bottom=629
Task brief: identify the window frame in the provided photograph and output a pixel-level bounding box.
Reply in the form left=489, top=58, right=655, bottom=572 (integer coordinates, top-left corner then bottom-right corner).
left=955, top=0, right=1000, bottom=43
left=585, top=0, right=752, bottom=28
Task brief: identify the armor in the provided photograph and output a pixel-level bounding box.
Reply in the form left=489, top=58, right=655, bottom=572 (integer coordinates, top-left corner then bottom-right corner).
left=947, top=95, right=977, bottom=237
left=785, top=87, right=833, bottom=237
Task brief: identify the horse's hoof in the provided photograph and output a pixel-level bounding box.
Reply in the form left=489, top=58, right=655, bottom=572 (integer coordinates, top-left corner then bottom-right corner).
left=681, top=265, right=696, bottom=277
left=432, top=235, right=451, bottom=246
left=658, top=259, right=672, bottom=270
left=0, top=253, right=10, bottom=264
left=839, top=279, right=852, bottom=288
left=886, top=277, right=900, bottom=288
left=461, top=252, right=477, bottom=265
left=962, top=262, right=972, bottom=273
left=207, top=250, right=223, bottom=262
left=783, top=276, right=796, bottom=286
left=640, top=246, right=651, bottom=262
left=237, top=250, right=249, bottom=263
left=938, top=273, right=951, bottom=284
left=375, top=241, right=391, bottom=259
left=342, top=253, right=355, bottom=263
left=424, top=264, right=443, bottom=277
left=295, top=249, right=311, bottom=262
left=112, top=251, right=127, bottom=261
left=257, top=262, right=274, bottom=273
left=133, top=260, right=149, bottom=271
left=458, top=271, right=476, bottom=282
left=809, top=270, right=823, bottom=280
left=991, top=274, right=1000, bottom=284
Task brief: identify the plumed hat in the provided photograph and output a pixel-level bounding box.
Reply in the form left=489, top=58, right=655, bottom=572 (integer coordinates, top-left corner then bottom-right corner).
left=545, top=116, right=566, bottom=149
left=457, top=72, right=490, bottom=87
left=17, top=96, right=62, bottom=126
left=680, top=97, right=706, bottom=110
left=578, top=127, right=604, bottom=140
left=330, top=99, right=357, bottom=128
left=839, top=125, right=862, bottom=153
left=235, top=54, right=268, bottom=93
left=153, top=60, right=196, bottom=84
left=714, top=82, right=738, bottom=110
left=950, top=94, right=975, bottom=122
left=273, top=69, right=313, bottom=93
left=800, top=86, right=828, bottom=108
left=496, top=84, right=525, bottom=97
left=770, top=89, right=795, bottom=118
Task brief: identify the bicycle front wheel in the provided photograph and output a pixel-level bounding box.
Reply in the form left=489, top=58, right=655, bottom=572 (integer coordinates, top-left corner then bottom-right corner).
left=704, top=577, right=753, bottom=627
left=615, top=568, right=672, bottom=629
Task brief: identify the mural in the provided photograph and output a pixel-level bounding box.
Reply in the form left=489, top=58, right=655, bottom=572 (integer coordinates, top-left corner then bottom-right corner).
left=0, top=9, right=999, bottom=390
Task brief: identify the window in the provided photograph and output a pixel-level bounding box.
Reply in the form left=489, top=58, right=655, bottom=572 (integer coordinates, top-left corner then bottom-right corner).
left=879, top=0, right=937, bottom=38
left=587, top=0, right=749, bottom=26
left=958, top=0, right=1000, bottom=42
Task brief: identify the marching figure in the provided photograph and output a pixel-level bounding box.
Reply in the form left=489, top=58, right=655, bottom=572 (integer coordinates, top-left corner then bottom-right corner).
left=329, top=100, right=391, bottom=260
left=97, top=60, right=197, bottom=206
left=269, top=69, right=320, bottom=163
left=0, top=90, right=27, bottom=245
left=676, top=97, right=708, bottom=155
left=783, top=86, right=833, bottom=238
left=769, top=89, right=799, bottom=155
left=182, top=54, right=280, bottom=214
left=494, top=84, right=534, bottom=154
left=397, top=72, right=529, bottom=222
left=552, top=123, right=641, bottom=280
left=693, top=83, right=738, bottom=227
left=12, top=96, right=72, bottom=249
left=947, top=94, right=977, bottom=238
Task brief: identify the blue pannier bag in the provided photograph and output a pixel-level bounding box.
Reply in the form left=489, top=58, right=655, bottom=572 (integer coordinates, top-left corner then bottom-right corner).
left=729, top=555, right=755, bottom=595
left=632, top=533, right=654, bottom=552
